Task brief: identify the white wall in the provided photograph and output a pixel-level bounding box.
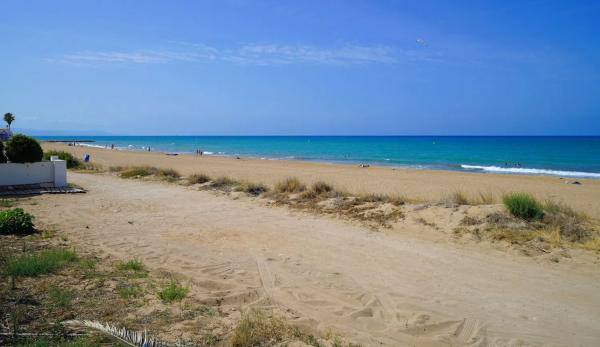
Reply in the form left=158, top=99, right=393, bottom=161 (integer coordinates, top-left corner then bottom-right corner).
left=0, top=159, right=67, bottom=187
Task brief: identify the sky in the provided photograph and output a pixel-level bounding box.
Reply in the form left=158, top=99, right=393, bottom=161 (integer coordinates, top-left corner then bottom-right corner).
left=1, top=0, right=599, bottom=136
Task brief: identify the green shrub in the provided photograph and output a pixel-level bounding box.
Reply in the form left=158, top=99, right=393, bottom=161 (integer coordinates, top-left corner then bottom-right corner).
left=158, top=283, right=188, bottom=303
left=43, top=150, right=81, bottom=169
left=0, top=141, right=7, bottom=163
left=5, top=134, right=43, bottom=163
left=503, top=193, right=544, bottom=221
left=7, top=249, right=77, bottom=277
left=188, top=173, right=211, bottom=184
left=275, top=177, right=306, bottom=193
left=0, top=208, right=35, bottom=235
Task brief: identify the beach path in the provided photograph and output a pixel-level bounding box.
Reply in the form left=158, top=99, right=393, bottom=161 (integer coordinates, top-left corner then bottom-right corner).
left=28, top=173, right=600, bottom=346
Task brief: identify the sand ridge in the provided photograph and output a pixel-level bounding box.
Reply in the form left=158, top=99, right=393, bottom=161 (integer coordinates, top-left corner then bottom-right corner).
left=43, top=142, right=600, bottom=219
left=26, top=173, right=600, bottom=346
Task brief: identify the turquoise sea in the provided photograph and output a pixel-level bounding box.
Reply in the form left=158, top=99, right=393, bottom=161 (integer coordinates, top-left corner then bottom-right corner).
left=37, top=136, right=600, bottom=179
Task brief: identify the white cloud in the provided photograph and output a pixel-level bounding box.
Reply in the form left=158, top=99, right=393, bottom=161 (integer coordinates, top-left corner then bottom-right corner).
left=225, top=44, right=398, bottom=65
left=50, top=43, right=404, bottom=66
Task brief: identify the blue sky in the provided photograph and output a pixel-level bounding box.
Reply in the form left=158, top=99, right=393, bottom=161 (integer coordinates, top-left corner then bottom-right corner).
left=1, top=0, right=599, bottom=135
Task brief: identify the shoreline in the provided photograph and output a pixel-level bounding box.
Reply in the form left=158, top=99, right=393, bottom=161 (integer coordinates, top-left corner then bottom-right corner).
left=71, top=141, right=600, bottom=180
left=43, top=142, right=600, bottom=218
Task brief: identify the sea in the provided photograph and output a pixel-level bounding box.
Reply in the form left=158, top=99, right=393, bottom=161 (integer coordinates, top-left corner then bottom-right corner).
left=36, top=136, right=600, bottom=179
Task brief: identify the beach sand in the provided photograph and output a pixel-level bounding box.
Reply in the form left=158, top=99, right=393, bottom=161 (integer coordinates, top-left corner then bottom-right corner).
left=26, top=172, right=600, bottom=346
left=44, top=142, right=600, bottom=218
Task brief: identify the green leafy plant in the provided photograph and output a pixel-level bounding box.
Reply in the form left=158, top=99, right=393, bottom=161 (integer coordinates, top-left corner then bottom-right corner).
left=43, top=150, right=81, bottom=169
left=158, top=283, right=188, bottom=303
left=5, top=134, right=43, bottom=163
left=0, top=208, right=35, bottom=235
left=503, top=193, right=544, bottom=221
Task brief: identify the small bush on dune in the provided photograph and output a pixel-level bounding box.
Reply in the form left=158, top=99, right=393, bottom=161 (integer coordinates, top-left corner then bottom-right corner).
left=542, top=200, right=588, bottom=241
left=230, top=310, right=290, bottom=347
left=156, top=168, right=180, bottom=180
left=236, top=181, right=269, bottom=196
left=311, top=181, right=333, bottom=195
left=275, top=177, right=306, bottom=193
left=188, top=173, right=211, bottom=184
left=358, top=193, right=405, bottom=206
left=0, top=208, right=35, bottom=235
left=43, top=150, right=81, bottom=169
left=119, top=166, right=157, bottom=178
left=5, top=134, right=43, bottom=163
left=7, top=249, right=77, bottom=278
left=211, top=176, right=238, bottom=189
left=503, top=193, right=544, bottom=221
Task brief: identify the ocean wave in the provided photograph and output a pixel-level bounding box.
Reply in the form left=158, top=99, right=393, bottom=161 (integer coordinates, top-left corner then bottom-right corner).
left=461, top=165, right=600, bottom=178
left=77, top=143, right=107, bottom=149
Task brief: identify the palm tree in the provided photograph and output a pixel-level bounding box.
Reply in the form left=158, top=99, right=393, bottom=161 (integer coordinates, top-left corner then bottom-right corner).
left=4, top=113, right=15, bottom=130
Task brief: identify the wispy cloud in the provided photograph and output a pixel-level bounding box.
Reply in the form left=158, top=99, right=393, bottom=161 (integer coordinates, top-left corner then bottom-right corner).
left=225, top=44, right=398, bottom=65
left=49, top=42, right=406, bottom=66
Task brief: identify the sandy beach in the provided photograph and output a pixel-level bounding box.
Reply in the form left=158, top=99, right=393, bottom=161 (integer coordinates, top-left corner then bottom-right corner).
left=23, top=171, right=600, bottom=346
left=44, top=142, right=600, bottom=219
left=13, top=142, right=594, bottom=345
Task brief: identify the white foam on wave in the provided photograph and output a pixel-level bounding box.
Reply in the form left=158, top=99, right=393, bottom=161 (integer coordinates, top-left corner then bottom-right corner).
left=78, top=143, right=107, bottom=149
left=461, top=165, right=600, bottom=179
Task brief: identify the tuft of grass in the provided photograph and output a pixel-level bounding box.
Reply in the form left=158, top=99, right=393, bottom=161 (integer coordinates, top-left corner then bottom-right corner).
left=311, top=181, right=334, bottom=195
left=0, top=199, right=15, bottom=208
left=230, top=310, right=290, bottom=347
left=188, top=173, right=211, bottom=185
left=274, top=177, right=306, bottom=193
left=156, top=168, right=181, bottom=180
left=542, top=200, right=588, bottom=241
left=119, top=166, right=157, bottom=178
left=116, top=259, right=145, bottom=272
left=109, top=166, right=125, bottom=172
left=357, top=193, right=405, bottom=206
left=210, top=176, right=238, bottom=189
left=581, top=237, right=600, bottom=251
left=477, top=192, right=496, bottom=205
left=236, top=181, right=269, bottom=196
left=451, top=191, right=470, bottom=206
left=158, top=283, right=188, bottom=303
left=7, top=249, right=78, bottom=278
left=47, top=286, right=74, bottom=308
left=117, top=285, right=143, bottom=299
left=503, top=193, right=544, bottom=221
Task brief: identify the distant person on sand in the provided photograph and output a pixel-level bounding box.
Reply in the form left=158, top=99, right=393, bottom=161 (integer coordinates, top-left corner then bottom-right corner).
left=111, top=144, right=114, bottom=150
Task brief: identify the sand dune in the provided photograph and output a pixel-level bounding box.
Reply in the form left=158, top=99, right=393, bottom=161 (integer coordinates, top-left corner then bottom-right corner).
left=43, top=143, right=600, bottom=219
left=27, top=173, right=600, bottom=346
